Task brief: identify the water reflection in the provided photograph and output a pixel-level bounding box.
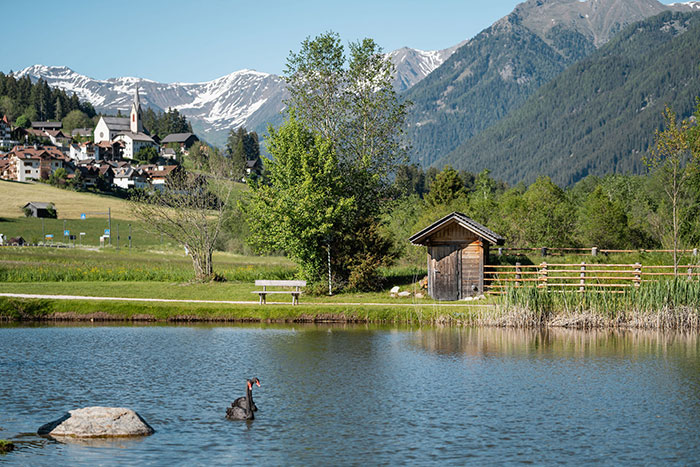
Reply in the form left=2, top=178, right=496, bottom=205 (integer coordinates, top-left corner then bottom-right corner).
left=413, top=326, right=700, bottom=360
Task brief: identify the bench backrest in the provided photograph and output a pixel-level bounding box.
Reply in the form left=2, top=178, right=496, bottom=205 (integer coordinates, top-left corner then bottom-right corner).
left=255, top=280, right=307, bottom=287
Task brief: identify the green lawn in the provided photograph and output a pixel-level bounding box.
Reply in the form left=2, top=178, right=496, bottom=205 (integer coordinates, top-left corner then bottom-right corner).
left=0, top=280, right=446, bottom=305
left=0, top=247, right=296, bottom=282
left=0, top=216, right=172, bottom=248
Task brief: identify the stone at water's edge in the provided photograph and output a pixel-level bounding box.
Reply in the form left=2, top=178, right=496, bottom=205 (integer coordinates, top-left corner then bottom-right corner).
left=38, top=407, right=155, bottom=438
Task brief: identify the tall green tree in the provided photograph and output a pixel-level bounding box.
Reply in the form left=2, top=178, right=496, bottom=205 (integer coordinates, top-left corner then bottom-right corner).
left=577, top=185, right=629, bottom=249
left=226, top=127, right=260, bottom=177
left=424, top=165, right=466, bottom=207
left=246, top=116, right=355, bottom=282
left=521, top=176, right=576, bottom=247
left=644, top=104, right=700, bottom=274
left=248, top=32, right=409, bottom=290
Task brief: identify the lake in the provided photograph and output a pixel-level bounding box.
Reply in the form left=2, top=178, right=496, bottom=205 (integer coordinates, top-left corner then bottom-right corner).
left=1, top=324, right=699, bottom=465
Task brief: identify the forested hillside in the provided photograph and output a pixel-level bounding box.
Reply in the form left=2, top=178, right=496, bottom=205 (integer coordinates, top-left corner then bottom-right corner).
left=401, top=0, right=696, bottom=168
left=403, top=15, right=587, bottom=167
left=439, top=12, right=700, bottom=187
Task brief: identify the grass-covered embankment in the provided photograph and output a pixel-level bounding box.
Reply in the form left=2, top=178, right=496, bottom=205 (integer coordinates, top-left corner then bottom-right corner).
left=2, top=247, right=699, bottom=328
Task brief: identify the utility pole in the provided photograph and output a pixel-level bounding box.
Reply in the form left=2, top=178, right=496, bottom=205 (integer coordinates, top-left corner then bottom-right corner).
left=108, top=207, right=112, bottom=246
left=116, top=223, right=120, bottom=250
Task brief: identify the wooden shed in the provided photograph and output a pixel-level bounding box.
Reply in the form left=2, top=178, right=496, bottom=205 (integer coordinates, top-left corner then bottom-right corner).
left=409, top=212, right=504, bottom=301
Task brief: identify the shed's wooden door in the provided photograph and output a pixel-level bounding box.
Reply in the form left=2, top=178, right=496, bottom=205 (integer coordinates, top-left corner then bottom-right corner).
left=429, top=245, right=461, bottom=301
left=461, top=241, right=483, bottom=297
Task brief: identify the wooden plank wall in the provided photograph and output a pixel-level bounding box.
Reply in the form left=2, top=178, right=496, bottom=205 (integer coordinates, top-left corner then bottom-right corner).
left=426, top=221, right=478, bottom=245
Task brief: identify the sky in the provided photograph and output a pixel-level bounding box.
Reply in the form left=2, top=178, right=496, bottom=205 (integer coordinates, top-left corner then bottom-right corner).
left=3, top=0, right=680, bottom=83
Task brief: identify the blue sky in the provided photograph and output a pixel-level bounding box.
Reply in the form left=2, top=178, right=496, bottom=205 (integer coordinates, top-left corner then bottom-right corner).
left=3, top=0, right=678, bottom=83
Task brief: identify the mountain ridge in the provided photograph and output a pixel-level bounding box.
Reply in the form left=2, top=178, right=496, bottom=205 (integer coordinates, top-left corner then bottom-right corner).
left=402, top=0, right=700, bottom=167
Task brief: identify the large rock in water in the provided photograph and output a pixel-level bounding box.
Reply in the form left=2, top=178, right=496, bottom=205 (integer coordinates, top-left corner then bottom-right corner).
left=38, top=407, right=155, bottom=437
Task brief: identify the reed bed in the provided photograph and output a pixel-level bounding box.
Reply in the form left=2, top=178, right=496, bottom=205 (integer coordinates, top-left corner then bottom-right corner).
left=492, top=279, right=700, bottom=329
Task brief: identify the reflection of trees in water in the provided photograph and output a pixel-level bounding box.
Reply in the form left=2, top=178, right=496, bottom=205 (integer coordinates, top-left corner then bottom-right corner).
left=413, top=327, right=700, bottom=360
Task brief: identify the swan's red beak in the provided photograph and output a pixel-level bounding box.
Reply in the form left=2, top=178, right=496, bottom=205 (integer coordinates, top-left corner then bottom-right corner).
left=247, top=382, right=252, bottom=390
left=256, top=381, right=261, bottom=387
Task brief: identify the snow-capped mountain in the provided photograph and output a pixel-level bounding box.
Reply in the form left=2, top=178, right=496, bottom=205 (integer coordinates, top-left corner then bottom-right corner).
left=14, top=65, right=287, bottom=147
left=388, top=41, right=468, bottom=92
left=13, top=42, right=457, bottom=146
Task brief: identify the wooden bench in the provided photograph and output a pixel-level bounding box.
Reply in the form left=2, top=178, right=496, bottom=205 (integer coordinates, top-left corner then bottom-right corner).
left=252, top=280, right=307, bottom=305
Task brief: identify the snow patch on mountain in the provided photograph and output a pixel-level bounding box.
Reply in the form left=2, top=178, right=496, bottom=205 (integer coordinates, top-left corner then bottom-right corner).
left=388, top=40, right=468, bottom=92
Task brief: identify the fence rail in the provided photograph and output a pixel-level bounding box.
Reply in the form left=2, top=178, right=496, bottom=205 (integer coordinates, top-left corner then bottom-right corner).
left=484, top=262, right=700, bottom=294
left=495, top=247, right=699, bottom=258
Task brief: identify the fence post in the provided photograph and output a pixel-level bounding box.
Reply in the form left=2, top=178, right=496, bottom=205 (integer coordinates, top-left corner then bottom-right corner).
left=498, top=247, right=503, bottom=257
left=515, top=262, right=521, bottom=288
left=634, top=263, right=642, bottom=288
left=580, top=262, right=586, bottom=292
left=540, top=262, right=548, bottom=289
left=591, top=247, right=598, bottom=257
left=541, top=247, right=548, bottom=257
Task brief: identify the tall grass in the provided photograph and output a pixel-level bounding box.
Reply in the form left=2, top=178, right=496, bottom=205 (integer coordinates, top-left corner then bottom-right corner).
left=498, top=279, right=700, bottom=329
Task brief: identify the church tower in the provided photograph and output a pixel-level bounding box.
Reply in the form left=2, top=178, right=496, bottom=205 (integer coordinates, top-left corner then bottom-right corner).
left=130, top=85, right=143, bottom=134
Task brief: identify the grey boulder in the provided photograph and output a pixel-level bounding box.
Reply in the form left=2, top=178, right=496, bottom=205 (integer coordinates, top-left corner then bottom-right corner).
left=38, top=407, right=155, bottom=438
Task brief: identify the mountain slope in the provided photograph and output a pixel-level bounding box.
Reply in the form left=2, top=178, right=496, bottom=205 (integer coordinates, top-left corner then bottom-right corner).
left=403, top=0, right=700, bottom=167
left=438, top=11, right=700, bottom=187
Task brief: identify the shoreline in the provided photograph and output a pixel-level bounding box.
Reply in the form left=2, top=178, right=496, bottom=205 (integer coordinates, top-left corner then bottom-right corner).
left=1, top=294, right=698, bottom=330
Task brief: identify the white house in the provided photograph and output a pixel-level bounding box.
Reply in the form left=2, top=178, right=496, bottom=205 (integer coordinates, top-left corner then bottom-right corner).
left=113, top=131, right=157, bottom=160
left=93, top=86, right=158, bottom=159
left=113, top=166, right=149, bottom=190
left=68, top=142, right=96, bottom=162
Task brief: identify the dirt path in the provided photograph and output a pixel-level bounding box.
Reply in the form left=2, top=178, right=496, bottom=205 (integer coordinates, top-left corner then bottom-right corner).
left=0, top=293, right=493, bottom=307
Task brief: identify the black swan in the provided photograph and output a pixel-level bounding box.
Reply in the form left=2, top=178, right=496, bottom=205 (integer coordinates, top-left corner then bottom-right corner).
left=226, top=378, right=260, bottom=420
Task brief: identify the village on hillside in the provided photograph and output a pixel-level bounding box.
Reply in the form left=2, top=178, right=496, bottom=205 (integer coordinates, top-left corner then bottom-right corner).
left=0, top=86, right=263, bottom=194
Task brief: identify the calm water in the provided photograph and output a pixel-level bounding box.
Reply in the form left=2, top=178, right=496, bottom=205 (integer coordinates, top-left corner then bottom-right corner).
left=1, top=324, right=700, bottom=465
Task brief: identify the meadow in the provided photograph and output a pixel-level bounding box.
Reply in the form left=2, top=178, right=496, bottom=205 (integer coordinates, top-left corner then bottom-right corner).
left=0, top=179, right=136, bottom=219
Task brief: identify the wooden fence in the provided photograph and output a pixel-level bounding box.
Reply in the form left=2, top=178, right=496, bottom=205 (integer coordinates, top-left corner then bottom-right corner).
left=495, top=247, right=699, bottom=257
left=484, top=262, right=700, bottom=294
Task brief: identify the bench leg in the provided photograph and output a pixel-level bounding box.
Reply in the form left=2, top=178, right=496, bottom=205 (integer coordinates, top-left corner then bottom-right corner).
left=259, top=293, right=266, bottom=305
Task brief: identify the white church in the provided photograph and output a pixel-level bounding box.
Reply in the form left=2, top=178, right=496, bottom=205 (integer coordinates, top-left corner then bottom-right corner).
left=93, top=86, right=157, bottom=160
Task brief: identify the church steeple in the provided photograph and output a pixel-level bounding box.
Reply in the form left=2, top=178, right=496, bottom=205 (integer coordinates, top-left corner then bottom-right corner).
left=130, top=85, right=143, bottom=133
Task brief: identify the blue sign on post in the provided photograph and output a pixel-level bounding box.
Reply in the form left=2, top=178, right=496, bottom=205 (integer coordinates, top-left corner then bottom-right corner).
left=104, top=229, right=110, bottom=236
left=80, top=213, right=86, bottom=220
left=64, top=230, right=70, bottom=236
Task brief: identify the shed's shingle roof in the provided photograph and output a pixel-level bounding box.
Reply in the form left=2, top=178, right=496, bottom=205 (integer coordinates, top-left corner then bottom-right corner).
left=409, top=212, right=505, bottom=246
left=23, top=202, right=53, bottom=209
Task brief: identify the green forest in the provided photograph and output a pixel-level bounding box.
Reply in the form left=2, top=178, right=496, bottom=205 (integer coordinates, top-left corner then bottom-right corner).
left=0, top=73, right=96, bottom=124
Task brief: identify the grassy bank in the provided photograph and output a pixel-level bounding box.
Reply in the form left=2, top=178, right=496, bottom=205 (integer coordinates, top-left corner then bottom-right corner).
left=0, top=296, right=484, bottom=324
